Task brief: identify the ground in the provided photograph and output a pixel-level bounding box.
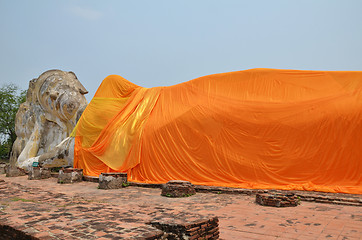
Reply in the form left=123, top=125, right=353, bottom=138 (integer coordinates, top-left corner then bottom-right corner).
left=0, top=174, right=361, bottom=239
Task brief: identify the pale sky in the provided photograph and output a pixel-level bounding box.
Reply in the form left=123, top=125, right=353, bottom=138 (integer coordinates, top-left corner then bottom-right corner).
left=1, top=0, right=361, bottom=102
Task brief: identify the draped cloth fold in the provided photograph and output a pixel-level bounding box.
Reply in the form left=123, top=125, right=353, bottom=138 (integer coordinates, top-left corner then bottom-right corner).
left=73, top=69, right=362, bottom=194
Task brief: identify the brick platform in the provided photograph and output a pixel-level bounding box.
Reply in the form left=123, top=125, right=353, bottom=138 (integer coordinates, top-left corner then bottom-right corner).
left=57, top=168, right=83, bottom=184
left=161, top=180, right=196, bottom=198
left=0, top=174, right=361, bottom=239
left=98, top=172, right=128, bottom=189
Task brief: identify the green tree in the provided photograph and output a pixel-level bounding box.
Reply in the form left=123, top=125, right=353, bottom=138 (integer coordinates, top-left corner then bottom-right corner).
left=0, top=84, right=26, bottom=159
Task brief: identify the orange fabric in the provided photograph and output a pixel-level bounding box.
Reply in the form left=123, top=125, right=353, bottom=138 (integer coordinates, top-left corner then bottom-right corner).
left=73, top=69, right=362, bottom=194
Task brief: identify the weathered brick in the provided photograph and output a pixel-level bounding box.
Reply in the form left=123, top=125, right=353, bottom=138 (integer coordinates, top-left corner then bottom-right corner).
left=205, top=234, right=213, bottom=239
left=186, top=226, right=200, bottom=233
left=189, top=234, right=200, bottom=240
left=208, top=227, right=218, bottom=234
left=188, top=229, right=200, bottom=236
left=256, top=193, right=299, bottom=207
left=200, top=224, right=207, bottom=229
left=150, top=217, right=218, bottom=239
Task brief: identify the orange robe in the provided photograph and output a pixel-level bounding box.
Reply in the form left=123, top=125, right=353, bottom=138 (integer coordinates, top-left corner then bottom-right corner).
left=73, top=69, right=362, bottom=194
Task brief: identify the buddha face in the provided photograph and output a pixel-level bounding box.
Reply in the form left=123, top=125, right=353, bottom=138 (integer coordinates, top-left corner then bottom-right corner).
left=37, top=71, right=88, bottom=121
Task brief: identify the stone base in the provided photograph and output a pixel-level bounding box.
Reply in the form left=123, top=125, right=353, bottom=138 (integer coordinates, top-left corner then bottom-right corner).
left=98, top=172, right=128, bottom=189
left=149, top=217, right=219, bottom=240
left=58, top=168, right=83, bottom=184
left=5, top=165, right=27, bottom=177
left=0, top=163, right=7, bottom=174
left=161, top=180, right=196, bottom=198
left=256, top=193, right=300, bottom=207
left=28, top=167, right=51, bottom=180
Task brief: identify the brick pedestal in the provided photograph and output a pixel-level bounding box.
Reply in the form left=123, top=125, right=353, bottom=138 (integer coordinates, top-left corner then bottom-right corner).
left=57, top=168, right=83, bottom=184
left=149, top=217, right=219, bottom=240
left=161, top=180, right=196, bottom=198
left=256, top=193, right=300, bottom=207
left=28, top=167, right=51, bottom=180
left=5, top=165, right=27, bottom=177
left=98, top=172, right=128, bottom=189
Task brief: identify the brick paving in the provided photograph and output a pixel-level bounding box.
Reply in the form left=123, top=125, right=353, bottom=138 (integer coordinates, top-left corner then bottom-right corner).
left=0, top=174, right=361, bottom=239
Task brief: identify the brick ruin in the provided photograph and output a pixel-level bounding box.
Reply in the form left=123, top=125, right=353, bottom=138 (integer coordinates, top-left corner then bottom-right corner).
left=256, top=193, right=300, bottom=207
left=28, top=167, right=51, bottom=180
left=57, top=168, right=83, bottom=184
left=4, top=165, right=27, bottom=177
left=147, top=217, right=219, bottom=240
left=0, top=217, right=220, bottom=240
left=161, top=180, right=196, bottom=198
left=0, top=224, right=37, bottom=240
left=98, top=172, right=128, bottom=189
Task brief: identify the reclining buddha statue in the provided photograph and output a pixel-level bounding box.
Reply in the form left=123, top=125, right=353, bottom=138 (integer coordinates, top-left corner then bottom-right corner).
left=10, top=70, right=88, bottom=169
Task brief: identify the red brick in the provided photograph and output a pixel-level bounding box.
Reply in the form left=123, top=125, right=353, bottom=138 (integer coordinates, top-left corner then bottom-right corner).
left=186, top=226, right=200, bottom=233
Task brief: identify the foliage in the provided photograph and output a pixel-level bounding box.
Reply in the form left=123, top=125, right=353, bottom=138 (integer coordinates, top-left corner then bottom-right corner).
left=0, top=84, right=26, bottom=159
left=0, top=143, right=11, bottom=161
